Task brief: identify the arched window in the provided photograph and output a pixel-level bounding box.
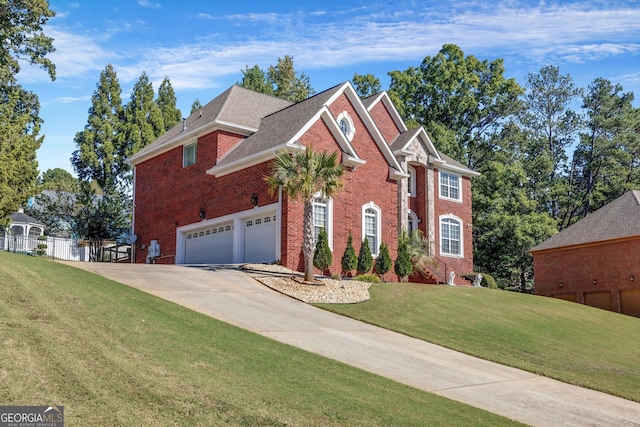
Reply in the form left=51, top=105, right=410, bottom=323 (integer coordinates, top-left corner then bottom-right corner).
left=362, top=202, right=381, bottom=256
left=336, top=111, right=355, bottom=141
left=408, top=210, right=418, bottom=233
left=440, top=215, right=462, bottom=257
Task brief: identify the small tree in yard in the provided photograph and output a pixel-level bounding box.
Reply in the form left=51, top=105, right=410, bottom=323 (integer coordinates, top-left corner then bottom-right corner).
left=357, top=237, right=373, bottom=275
left=374, top=242, right=392, bottom=281
left=394, top=230, right=412, bottom=282
left=313, top=228, right=332, bottom=276
left=266, top=146, right=344, bottom=282
left=341, top=232, right=357, bottom=277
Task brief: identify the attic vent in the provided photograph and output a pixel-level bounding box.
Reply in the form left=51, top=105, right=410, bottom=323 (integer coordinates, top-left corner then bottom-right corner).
left=182, top=118, right=187, bottom=131
left=199, top=108, right=203, bottom=118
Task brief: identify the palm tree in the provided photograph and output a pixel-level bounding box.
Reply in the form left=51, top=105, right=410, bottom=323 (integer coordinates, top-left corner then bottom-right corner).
left=266, top=145, right=345, bottom=282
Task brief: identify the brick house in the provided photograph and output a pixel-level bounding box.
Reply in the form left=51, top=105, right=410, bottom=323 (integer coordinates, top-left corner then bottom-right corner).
left=128, top=82, right=478, bottom=284
left=531, top=190, right=640, bottom=316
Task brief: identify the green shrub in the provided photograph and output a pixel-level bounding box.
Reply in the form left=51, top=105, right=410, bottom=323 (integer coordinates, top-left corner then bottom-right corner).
left=394, top=231, right=412, bottom=282
left=374, top=242, right=391, bottom=280
left=313, top=228, right=332, bottom=274
left=353, top=273, right=381, bottom=283
left=357, top=237, right=373, bottom=275
left=36, top=235, right=48, bottom=256
left=462, top=273, right=499, bottom=289
left=341, top=232, right=357, bottom=277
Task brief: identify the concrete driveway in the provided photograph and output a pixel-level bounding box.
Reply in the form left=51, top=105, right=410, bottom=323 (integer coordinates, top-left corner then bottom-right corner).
left=61, top=262, right=640, bottom=427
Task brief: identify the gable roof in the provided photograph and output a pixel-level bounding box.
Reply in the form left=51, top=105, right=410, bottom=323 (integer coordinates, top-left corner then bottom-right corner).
left=208, top=82, right=407, bottom=179
left=390, top=127, right=479, bottom=177
left=10, top=211, right=44, bottom=226
left=128, top=85, right=292, bottom=165
left=530, top=190, right=640, bottom=252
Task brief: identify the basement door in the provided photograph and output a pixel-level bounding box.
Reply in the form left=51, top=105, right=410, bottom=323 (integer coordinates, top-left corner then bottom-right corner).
left=184, top=222, right=234, bottom=264
left=243, top=212, right=277, bottom=264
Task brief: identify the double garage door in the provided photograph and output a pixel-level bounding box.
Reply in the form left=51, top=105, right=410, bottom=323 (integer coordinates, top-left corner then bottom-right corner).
left=184, top=212, right=276, bottom=264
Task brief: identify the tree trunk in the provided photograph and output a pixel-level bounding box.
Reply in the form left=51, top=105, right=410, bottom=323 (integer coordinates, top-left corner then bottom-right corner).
left=303, top=199, right=315, bottom=282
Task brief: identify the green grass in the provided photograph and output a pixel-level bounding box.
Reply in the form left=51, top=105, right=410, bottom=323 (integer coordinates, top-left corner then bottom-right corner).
left=0, top=252, right=521, bottom=426
left=315, top=282, right=640, bottom=402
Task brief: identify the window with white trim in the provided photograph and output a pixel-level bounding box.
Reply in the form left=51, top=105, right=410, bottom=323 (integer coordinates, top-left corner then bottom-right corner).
left=407, top=166, right=416, bottom=197
left=440, top=215, right=462, bottom=257
left=183, top=142, right=197, bottom=167
left=312, top=194, right=333, bottom=249
left=336, top=111, right=355, bottom=141
left=439, top=171, right=461, bottom=201
left=362, top=203, right=381, bottom=256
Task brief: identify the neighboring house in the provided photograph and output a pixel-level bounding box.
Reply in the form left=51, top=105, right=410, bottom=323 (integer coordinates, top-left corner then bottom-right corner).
left=530, top=190, right=640, bottom=317
left=128, top=82, right=478, bottom=284
left=0, top=208, right=44, bottom=253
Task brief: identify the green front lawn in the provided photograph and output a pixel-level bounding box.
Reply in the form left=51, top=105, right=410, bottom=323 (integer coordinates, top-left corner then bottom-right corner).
left=0, top=252, right=521, bottom=426
left=316, top=282, right=640, bottom=402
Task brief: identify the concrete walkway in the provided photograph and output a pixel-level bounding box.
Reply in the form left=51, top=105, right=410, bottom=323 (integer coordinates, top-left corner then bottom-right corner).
left=61, top=262, right=640, bottom=427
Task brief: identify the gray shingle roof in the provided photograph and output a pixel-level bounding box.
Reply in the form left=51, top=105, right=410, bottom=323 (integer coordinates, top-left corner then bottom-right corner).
left=530, top=190, right=640, bottom=252
left=11, top=211, right=44, bottom=225
left=216, top=83, right=345, bottom=166
left=130, top=85, right=292, bottom=163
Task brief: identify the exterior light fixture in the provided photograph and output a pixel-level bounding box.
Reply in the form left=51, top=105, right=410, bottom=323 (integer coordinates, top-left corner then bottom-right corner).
left=559, top=282, right=563, bottom=287
left=631, top=275, right=635, bottom=282
left=593, top=279, right=597, bottom=285
left=199, top=208, right=206, bottom=220
left=251, top=193, right=259, bottom=207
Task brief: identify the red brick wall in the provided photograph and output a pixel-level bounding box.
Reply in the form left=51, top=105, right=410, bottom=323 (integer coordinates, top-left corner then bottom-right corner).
left=433, top=171, right=474, bottom=279
left=368, top=100, right=401, bottom=143
left=133, top=130, right=277, bottom=262
left=533, top=238, right=640, bottom=313
left=278, top=94, right=399, bottom=277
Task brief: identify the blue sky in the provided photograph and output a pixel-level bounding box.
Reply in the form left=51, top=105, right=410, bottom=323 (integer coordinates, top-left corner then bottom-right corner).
left=18, top=0, right=640, bottom=175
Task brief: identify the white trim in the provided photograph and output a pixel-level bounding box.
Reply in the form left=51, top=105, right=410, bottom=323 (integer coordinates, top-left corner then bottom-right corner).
left=438, top=170, right=462, bottom=202
left=439, top=214, right=463, bottom=258
left=361, top=202, right=382, bottom=257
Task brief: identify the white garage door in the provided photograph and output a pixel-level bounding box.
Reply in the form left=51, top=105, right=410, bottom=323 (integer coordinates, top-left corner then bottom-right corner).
left=244, top=212, right=277, bottom=263
left=184, top=222, right=234, bottom=264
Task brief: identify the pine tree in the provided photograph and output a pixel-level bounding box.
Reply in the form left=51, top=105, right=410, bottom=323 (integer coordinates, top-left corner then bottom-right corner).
left=357, top=237, right=373, bottom=275
left=394, top=231, right=412, bottom=282
left=156, top=76, right=182, bottom=131
left=190, top=98, right=202, bottom=115
left=0, top=0, right=56, bottom=224
left=341, top=232, right=357, bottom=277
left=374, top=242, right=392, bottom=280
left=313, top=228, right=332, bottom=276
left=71, top=64, right=126, bottom=192
left=123, top=71, right=165, bottom=162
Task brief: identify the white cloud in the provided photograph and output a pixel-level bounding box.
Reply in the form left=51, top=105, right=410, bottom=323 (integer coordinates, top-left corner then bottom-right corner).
left=138, top=0, right=161, bottom=9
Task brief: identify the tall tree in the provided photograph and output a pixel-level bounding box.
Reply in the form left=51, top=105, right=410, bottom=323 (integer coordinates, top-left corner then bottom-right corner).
left=352, top=73, right=381, bottom=98
left=156, top=76, right=182, bottom=131
left=0, top=86, right=44, bottom=226
left=520, top=66, right=581, bottom=220
left=40, top=168, right=78, bottom=192
left=0, top=0, right=56, bottom=225
left=269, top=56, right=314, bottom=102
left=71, top=64, right=126, bottom=192
left=239, top=56, right=315, bottom=102
left=239, top=65, right=273, bottom=95
left=123, top=71, right=165, bottom=162
left=190, top=98, right=202, bottom=115
left=266, top=146, right=344, bottom=282
left=388, top=44, right=523, bottom=168
left=564, top=78, right=640, bottom=227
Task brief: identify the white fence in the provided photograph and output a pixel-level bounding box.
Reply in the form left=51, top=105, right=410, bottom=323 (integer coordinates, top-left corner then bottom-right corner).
left=0, top=235, right=89, bottom=261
